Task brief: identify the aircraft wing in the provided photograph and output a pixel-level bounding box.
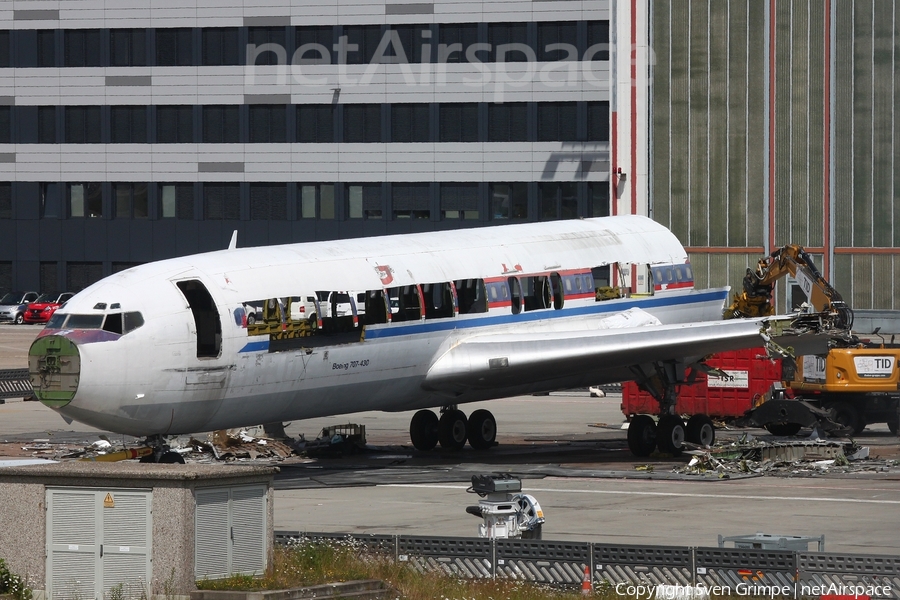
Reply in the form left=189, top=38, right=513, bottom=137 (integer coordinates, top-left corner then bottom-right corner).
left=422, top=317, right=821, bottom=394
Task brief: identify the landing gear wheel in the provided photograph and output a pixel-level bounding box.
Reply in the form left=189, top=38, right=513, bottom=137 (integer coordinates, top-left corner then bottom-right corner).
left=826, top=401, right=860, bottom=435
left=409, top=409, right=439, bottom=451
left=765, top=422, right=802, bottom=436
left=626, top=415, right=657, bottom=457
left=438, top=409, right=468, bottom=450
left=466, top=409, right=497, bottom=450
left=656, top=415, right=685, bottom=456
left=685, top=414, right=715, bottom=447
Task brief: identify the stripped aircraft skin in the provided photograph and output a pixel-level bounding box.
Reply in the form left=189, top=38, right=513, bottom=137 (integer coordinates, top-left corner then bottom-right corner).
left=27, top=216, right=777, bottom=455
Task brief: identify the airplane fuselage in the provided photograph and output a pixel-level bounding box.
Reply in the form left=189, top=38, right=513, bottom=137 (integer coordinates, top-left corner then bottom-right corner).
left=28, top=216, right=731, bottom=438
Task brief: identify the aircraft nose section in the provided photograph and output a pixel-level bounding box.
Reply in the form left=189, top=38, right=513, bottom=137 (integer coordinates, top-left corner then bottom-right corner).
left=29, top=335, right=80, bottom=408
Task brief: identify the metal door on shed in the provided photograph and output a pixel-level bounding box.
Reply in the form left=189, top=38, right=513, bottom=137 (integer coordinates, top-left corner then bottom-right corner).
left=46, top=488, right=152, bottom=600
left=195, top=484, right=267, bottom=580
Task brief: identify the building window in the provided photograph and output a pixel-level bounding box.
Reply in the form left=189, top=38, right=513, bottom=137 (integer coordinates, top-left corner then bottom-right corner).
left=156, top=28, right=193, bottom=66
left=249, top=183, right=288, bottom=220
left=296, top=26, right=332, bottom=64
left=114, top=183, right=148, bottom=219
left=67, top=262, right=104, bottom=293
left=537, top=102, right=577, bottom=141
left=539, top=182, right=577, bottom=220
left=343, top=25, right=382, bottom=65
left=159, top=183, right=194, bottom=219
left=392, top=183, right=430, bottom=219
left=110, top=29, right=147, bottom=66
left=64, top=107, right=102, bottom=144
left=298, top=184, right=335, bottom=219
left=203, top=183, right=240, bottom=220
left=392, top=104, right=430, bottom=142
left=249, top=105, right=287, bottom=143
left=389, top=25, right=431, bottom=63
left=110, top=106, right=148, bottom=144
left=490, top=183, right=527, bottom=219
left=346, top=184, right=383, bottom=219
left=343, top=104, right=381, bottom=143
left=297, top=105, right=334, bottom=143
left=0, top=183, right=10, bottom=219
left=247, top=27, right=286, bottom=65
left=587, top=101, right=609, bottom=142
left=0, top=262, right=10, bottom=293
left=439, top=104, right=478, bottom=142
left=202, top=28, right=239, bottom=66
left=0, top=31, right=10, bottom=68
left=488, top=23, right=531, bottom=62
left=488, top=103, right=528, bottom=142
left=69, top=183, right=103, bottom=218
left=40, top=183, right=61, bottom=219
left=588, top=182, right=609, bottom=217
left=64, top=29, right=102, bottom=67
left=587, top=21, right=610, bottom=60
left=157, top=106, right=194, bottom=143
left=437, top=23, right=478, bottom=63
left=37, top=30, right=56, bottom=67
left=38, top=106, right=56, bottom=143
left=40, top=262, right=57, bottom=292
left=0, top=107, right=10, bottom=144
left=538, top=22, right=577, bottom=61
left=202, top=106, right=240, bottom=143
left=440, top=183, right=479, bottom=220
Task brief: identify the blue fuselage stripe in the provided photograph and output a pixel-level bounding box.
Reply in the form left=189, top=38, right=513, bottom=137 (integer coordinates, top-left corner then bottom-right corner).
left=237, top=290, right=728, bottom=353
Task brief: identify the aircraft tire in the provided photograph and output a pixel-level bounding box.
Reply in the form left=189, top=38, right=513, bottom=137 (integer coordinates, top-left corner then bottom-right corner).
left=656, top=415, right=685, bottom=456
left=409, top=409, right=439, bottom=451
left=685, top=414, right=715, bottom=447
left=626, top=415, right=657, bottom=457
left=764, top=422, right=802, bottom=436
left=467, top=409, right=497, bottom=450
left=438, top=410, right=468, bottom=450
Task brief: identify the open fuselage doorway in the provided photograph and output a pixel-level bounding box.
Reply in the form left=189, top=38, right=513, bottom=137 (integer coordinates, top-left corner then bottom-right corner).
left=176, top=280, right=222, bottom=358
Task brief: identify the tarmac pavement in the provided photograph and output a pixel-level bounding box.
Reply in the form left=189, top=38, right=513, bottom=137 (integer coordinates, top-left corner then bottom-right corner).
left=2, top=324, right=900, bottom=555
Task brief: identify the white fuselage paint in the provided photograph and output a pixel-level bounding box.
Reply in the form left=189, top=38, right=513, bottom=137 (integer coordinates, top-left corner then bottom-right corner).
left=33, top=216, right=731, bottom=437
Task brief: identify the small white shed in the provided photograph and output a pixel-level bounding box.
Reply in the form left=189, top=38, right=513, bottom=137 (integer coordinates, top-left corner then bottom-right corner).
left=0, top=462, right=276, bottom=599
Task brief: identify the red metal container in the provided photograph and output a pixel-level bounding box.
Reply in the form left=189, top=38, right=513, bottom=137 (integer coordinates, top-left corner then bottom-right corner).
left=621, top=348, right=781, bottom=418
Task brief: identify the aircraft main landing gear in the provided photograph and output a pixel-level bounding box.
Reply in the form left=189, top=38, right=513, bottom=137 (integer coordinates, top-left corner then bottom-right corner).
left=408, top=406, right=497, bottom=451
left=137, top=435, right=186, bottom=464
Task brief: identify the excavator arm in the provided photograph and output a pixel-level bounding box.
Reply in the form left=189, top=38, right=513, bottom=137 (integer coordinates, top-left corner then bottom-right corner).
left=725, top=244, right=853, bottom=331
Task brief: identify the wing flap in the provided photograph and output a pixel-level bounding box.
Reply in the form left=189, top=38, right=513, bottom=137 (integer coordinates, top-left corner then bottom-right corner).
left=423, top=318, right=772, bottom=393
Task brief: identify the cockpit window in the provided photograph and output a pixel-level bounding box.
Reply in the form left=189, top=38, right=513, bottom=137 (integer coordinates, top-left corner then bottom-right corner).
left=66, top=314, right=105, bottom=329
left=123, top=311, right=144, bottom=333
left=103, top=313, right=123, bottom=334
left=46, top=313, right=66, bottom=329
left=44, top=311, right=145, bottom=334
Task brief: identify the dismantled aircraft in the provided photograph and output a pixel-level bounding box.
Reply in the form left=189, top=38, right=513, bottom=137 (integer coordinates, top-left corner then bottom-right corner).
left=27, top=216, right=818, bottom=461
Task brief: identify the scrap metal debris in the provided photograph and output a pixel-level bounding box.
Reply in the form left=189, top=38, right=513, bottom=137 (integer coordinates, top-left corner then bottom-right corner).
left=677, top=437, right=894, bottom=477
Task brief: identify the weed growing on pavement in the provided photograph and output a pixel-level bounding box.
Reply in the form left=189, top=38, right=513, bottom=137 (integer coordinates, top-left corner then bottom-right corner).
left=195, top=538, right=594, bottom=599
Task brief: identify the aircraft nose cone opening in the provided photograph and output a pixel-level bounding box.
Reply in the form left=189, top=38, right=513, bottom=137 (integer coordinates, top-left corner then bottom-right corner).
left=29, top=335, right=80, bottom=408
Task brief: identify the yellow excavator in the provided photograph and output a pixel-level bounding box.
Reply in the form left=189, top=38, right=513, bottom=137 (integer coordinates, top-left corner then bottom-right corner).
left=727, top=246, right=900, bottom=436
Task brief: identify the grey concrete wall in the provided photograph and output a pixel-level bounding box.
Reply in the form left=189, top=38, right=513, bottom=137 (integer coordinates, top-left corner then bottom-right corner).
left=0, top=481, right=46, bottom=592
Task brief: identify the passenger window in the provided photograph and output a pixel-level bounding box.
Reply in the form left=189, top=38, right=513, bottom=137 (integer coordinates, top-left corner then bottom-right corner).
left=454, top=279, right=487, bottom=314
left=508, top=277, right=522, bottom=315
left=361, top=289, right=388, bottom=325
left=422, top=282, right=454, bottom=319
left=388, top=285, right=421, bottom=322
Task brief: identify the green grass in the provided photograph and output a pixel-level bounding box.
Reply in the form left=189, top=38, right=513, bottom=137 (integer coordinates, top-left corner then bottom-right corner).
left=196, top=539, right=598, bottom=599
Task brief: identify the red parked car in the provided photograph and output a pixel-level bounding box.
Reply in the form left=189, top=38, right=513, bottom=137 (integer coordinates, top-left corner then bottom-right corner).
left=23, top=292, right=74, bottom=324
